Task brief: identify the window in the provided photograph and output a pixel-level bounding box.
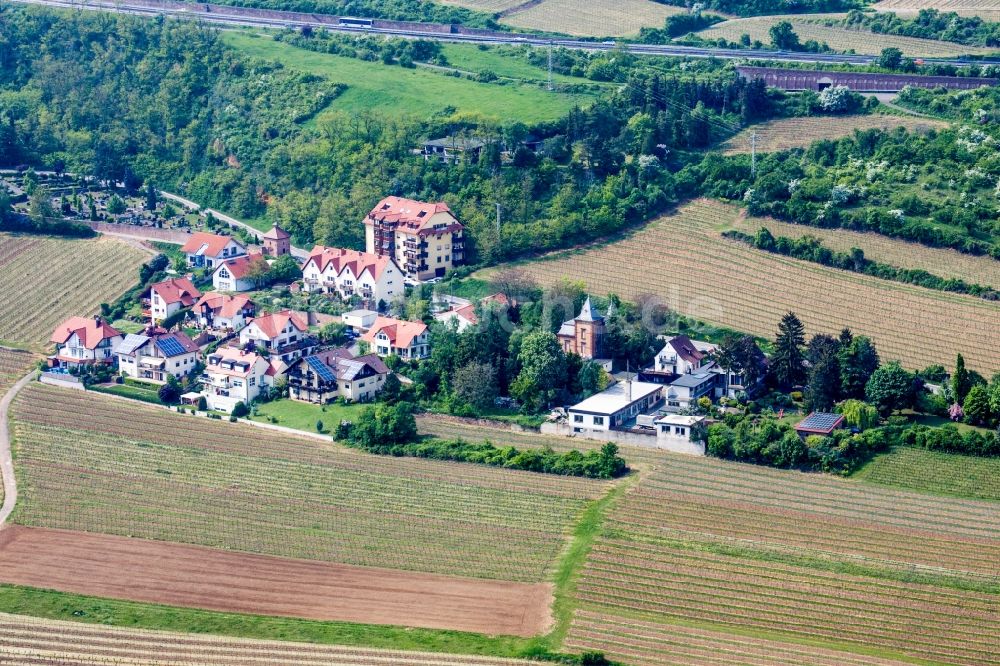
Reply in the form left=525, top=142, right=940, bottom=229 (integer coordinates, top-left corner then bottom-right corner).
left=668, top=400, right=680, bottom=407
left=573, top=414, right=584, bottom=423
left=249, top=377, right=255, bottom=387
left=593, top=416, right=605, bottom=426
left=675, top=427, right=686, bottom=435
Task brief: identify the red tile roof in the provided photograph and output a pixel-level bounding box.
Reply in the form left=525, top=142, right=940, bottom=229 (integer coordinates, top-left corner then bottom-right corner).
left=194, top=292, right=254, bottom=320
left=180, top=232, right=243, bottom=258
left=305, top=246, right=397, bottom=281
left=50, top=316, right=122, bottom=349
left=216, top=253, right=266, bottom=280
left=248, top=309, right=308, bottom=339
left=262, top=225, right=290, bottom=240
left=361, top=316, right=428, bottom=350
left=364, top=196, right=459, bottom=234
left=150, top=277, right=202, bottom=307
left=668, top=335, right=706, bottom=365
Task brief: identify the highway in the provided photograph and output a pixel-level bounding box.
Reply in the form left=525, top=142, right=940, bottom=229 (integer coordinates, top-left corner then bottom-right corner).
left=11, top=0, right=1000, bottom=67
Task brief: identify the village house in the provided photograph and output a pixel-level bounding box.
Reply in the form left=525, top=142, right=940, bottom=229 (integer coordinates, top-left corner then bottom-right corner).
left=286, top=348, right=390, bottom=404
left=342, top=309, right=378, bottom=333
left=238, top=310, right=315, bottom=365
left=361, top=316, right=430, bottom=360
left=364, top=196, right=464, bottom=281
left=193, top=292, right=255, bottom=332
left=566, top=379, right=664, bottom=435
left=654, top=414, right=708, bottom=456
left=212, top=253, right=267, bottom=293
left=434, top=293, right=511, bottom=332
left=116, top=330, right=199, bottom=383
left=422, top=136, right=485, bottom=164
left=201, top=347, right=273, bottom=413
left=301, top=246, right=403, bottom=308
left=181, top=232, right=246, bottom=268
left=48, top=316, right=123, bottom=369
left=147, top=277, right=201, bottom=324
left=261, top=224, right=291, bottom=257
left=557, top=297, right=610, bottom=365
left=641, top=335, right=767, bottom=409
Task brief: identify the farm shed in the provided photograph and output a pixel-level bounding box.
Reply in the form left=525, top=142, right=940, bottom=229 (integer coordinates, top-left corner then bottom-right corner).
left=794, top=412, right=846, bottom=439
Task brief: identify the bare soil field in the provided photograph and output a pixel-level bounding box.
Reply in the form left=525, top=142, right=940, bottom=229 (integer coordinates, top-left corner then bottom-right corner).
left=0, top=611, right=540, bottom=665
left=720, top=114, right=948, bottom=156
left=501, top=0, right=683, bottom=36
left=0, top=525, right=552, bottom=637
left=697, top=14, right=996, bottom=55
left=872, top=0, right=1000, bottom=21
left=499, top=199, right=1000, bottom=373
left=11, top=384, right=605, bottom=583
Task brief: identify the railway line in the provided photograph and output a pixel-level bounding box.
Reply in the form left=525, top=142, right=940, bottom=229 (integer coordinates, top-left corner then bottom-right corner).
left=11, top=0, right=1000, bottom=67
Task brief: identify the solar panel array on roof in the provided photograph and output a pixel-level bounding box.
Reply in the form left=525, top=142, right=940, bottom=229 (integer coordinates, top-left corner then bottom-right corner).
left=305, top=355, right=336, bottom=383
left=797, top=412, right=843, bottom=432
left=156, top=336, right=187, bottom=358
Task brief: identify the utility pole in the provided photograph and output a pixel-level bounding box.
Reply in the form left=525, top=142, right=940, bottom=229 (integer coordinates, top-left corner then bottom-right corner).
left=547, top=41, right=554, bottom=92
left=749, top=131, right=758, bottom=178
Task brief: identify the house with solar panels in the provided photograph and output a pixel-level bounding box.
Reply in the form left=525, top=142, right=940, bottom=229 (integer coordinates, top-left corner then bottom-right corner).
left=116, top=329, right=200, bottom=383
left=201, top=347, right=273, bottom=413
left=287, top=348, right=390, bottom=404
left=794, top=412, right=846, bottom=440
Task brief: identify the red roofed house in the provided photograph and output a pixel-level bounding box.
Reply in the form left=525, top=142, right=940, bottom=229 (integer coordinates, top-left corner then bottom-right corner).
left=434, top=293, right=511, bottom=332
left=261, top=224, right=291, bottom=257
left=49, top=315, right=123, bottom=368
left=301, top=246, right=404, bottom=308
left=653, top=334, right=715, bottom=376
left=147, top=277, right=201, bottom=324
left=238, top=309, right=315, bottom=365
left=363, top=196, right=464, bottom=281
left=181, top=232, right=246, bottom=269
left=361, top=316, right=430, bottom=360
left=212, top=253, right=268, bottom=293
left=201, top=347, right=273, bottom=413
left=193, top=292, right=256, bottom=332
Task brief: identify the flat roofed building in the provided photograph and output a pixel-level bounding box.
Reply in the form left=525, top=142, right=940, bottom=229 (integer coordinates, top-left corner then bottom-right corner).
left=567, top=380, right=664, bottom=434
left=655, top=414, right=707, bottom=456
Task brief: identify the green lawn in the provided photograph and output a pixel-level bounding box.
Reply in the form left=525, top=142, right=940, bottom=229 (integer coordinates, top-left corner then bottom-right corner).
left=110, top=319, right=144, bottom=334
left=88, top=383, right=162, bottom=405
left=437, top=44, right=588, bottom=86
left=249, top=397, right=362, bottom=434
left=0, top=585, right=535, bottom=656
left=853, top=446, right=1000, bottom=501
left=223, top=32, right=593, bottom=123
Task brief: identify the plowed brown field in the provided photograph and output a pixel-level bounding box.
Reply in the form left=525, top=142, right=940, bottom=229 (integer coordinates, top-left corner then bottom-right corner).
left=0, top=525, right=552, bottom=637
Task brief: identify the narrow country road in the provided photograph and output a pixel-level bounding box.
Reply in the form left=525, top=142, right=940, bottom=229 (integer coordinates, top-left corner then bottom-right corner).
left=159, top=192, right=310, bottom=260
left=0, top=371, right=37, bottom=528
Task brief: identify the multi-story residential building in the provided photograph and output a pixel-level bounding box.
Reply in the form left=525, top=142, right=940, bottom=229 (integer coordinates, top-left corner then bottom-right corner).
left=193, top=292, right=255, bottom=332
left=201, top=347, right=272, bottom=413
left=363, top=196, right=464, bottom=281
left=557, top=297, right=607, bottom=361
left=360, top=317, right=430, bottom=360
left=653, top=335, right=715, bottom=375
left=181, top=232, right=246, bottom=268
left=147, top=277, right=201, bottom=323
left=116, top=330, right=199, bottom=383
left=48, top=316, right=123, bottom=369
left=212, top=253, right=267, bottom=293
left=238, top=310, right=315, bottom=365
left=301, top=246, right=403, bottom=308
left=286, top=348, right=390, bottom=404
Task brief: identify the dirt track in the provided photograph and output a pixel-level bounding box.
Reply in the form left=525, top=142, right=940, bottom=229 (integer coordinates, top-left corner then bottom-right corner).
left=0, top=526, right=552, bottom=637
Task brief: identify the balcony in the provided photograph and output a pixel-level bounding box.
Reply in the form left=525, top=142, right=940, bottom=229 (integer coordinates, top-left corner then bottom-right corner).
left=199, top=374, right=230, bottom=389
